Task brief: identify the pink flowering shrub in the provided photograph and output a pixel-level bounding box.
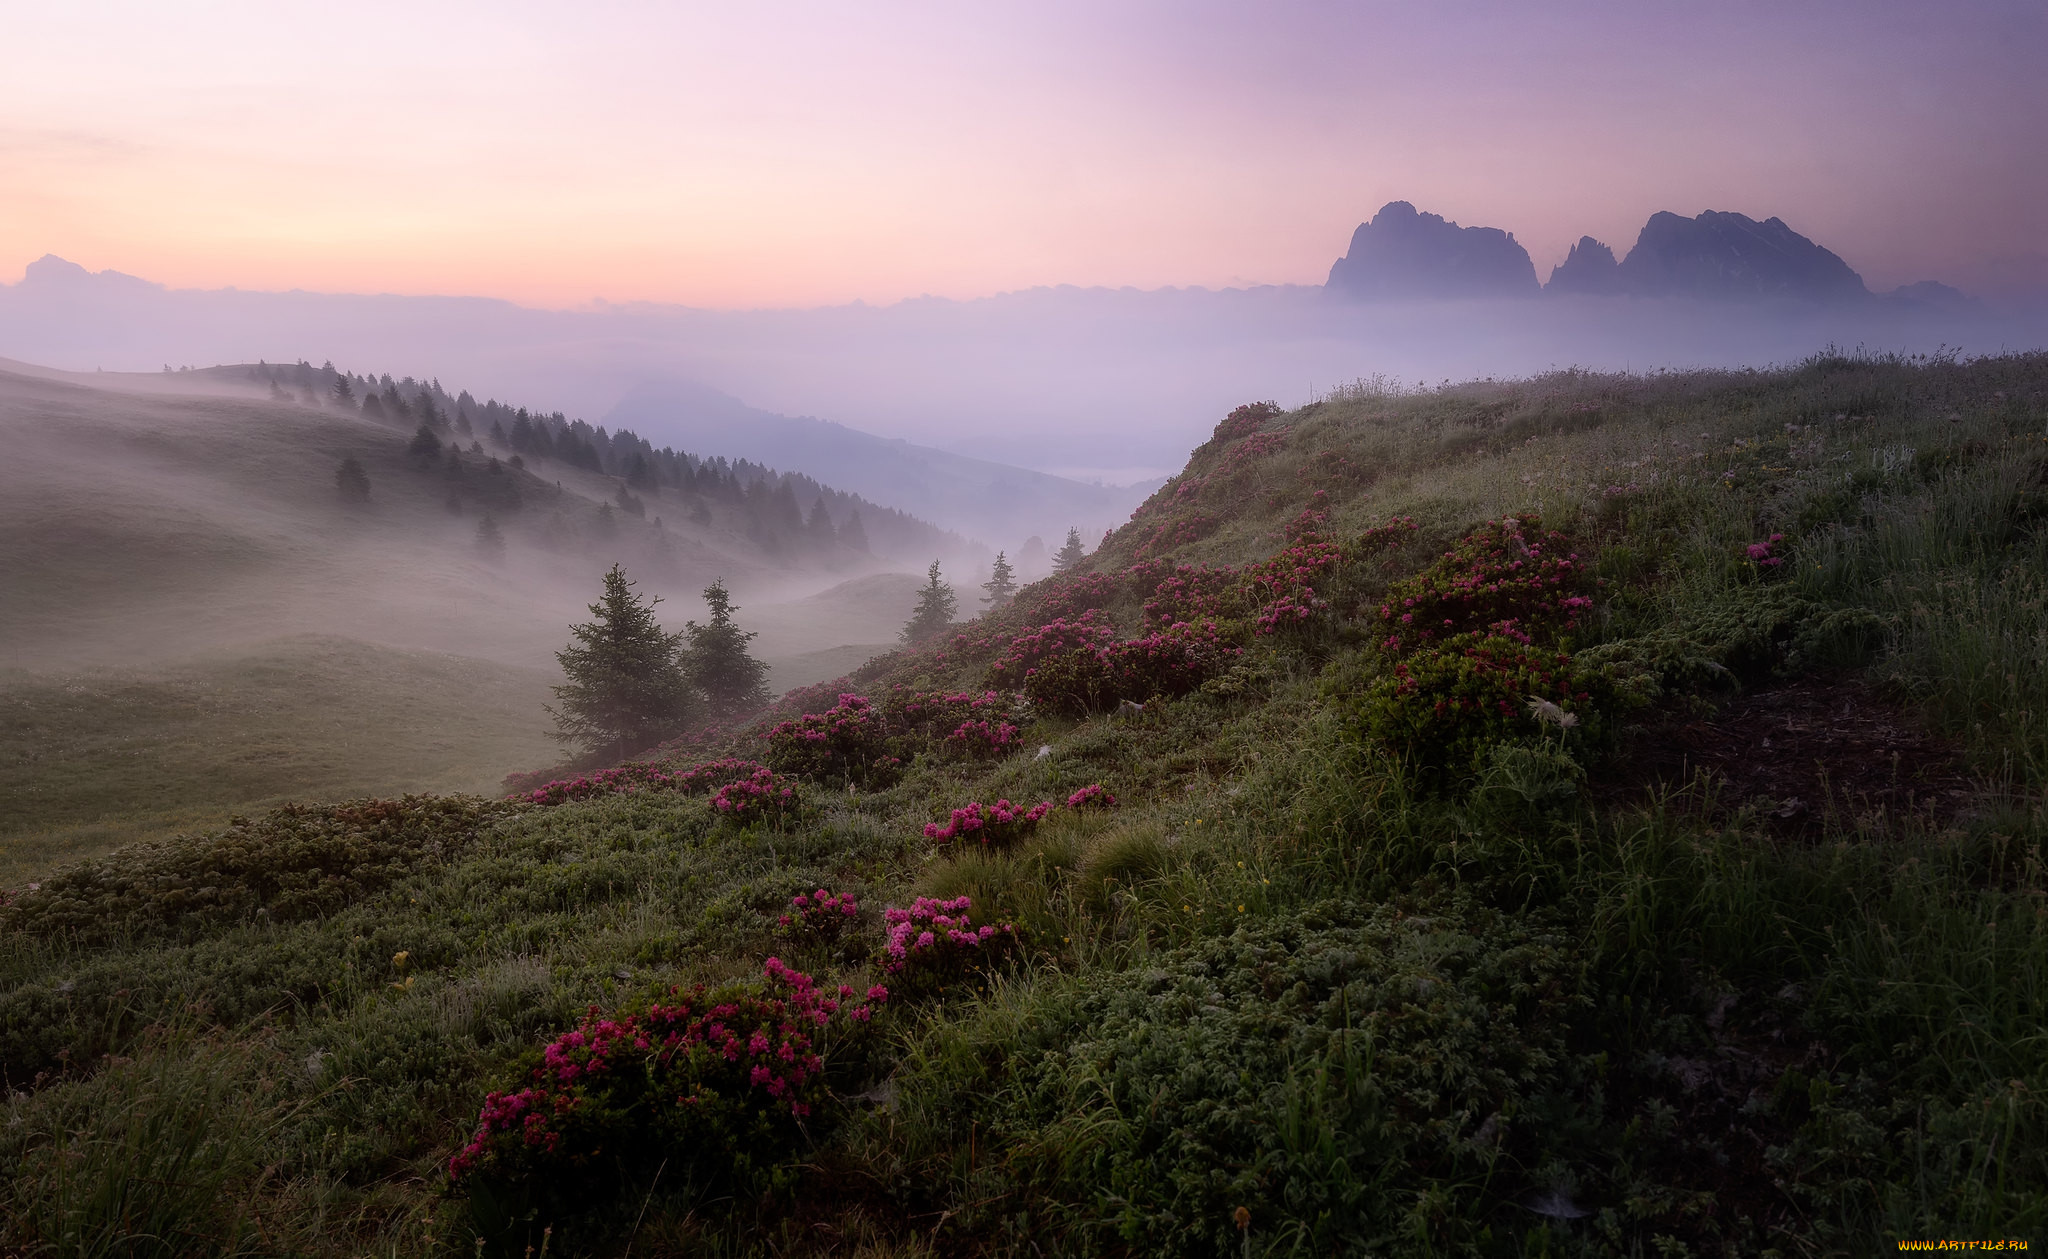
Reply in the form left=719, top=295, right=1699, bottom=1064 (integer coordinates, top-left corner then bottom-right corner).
left=1209, top=400, right=1282, bottom=444
left=881, top=895, right=1020, bottom=1000
left=1066, top=783, right=1117, bottom=810
left=521, top=757, right=769, bottom=806
left=923, top=798, right=1054, bottom=847
left=1355, top=632, right=1606, bottom=780
left=1023, top=621, right=1239, bottom=717
left=708, top=766, right=804, bottom=825
left=885, top=688, right=1026, bottom=761
left=984, top=613, right=1117, bottom=689
left=1377, top=515, right=1591, bottom=653
left=1746, top=533, right=1788, bottom=569
left=448, top=958, right=887, bottom=1203
left=763, top=694, right=899, bottom=786
left=780, top=887, right=861, bottom=947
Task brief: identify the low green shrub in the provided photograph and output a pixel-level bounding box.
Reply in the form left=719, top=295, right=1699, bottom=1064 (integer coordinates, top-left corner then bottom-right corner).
left=0, top=796, right=512, bottom=948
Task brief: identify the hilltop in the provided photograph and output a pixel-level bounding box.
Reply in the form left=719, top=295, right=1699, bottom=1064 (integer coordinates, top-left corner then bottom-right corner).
left=5, top=352, right=2048, bottom=1254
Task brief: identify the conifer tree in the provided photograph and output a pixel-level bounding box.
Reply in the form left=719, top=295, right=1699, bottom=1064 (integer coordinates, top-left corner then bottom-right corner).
left=839, top=509, right=870, bottom=553
left=409, top=424, right=442, bottom=457
left=335, top=457, right=371, bottom=505
left=901, top=560, right=958, bottom=644
left=806, top=498, right=837, bottom=549
left=980, top=551, right=1017, bottom=607
left=684, top=578, right=771, bottom=723
left=330, top=374, right=355, bottom=407
left=1051, top=527, right=1087, bottom=573
left=547, top=565, right=695, bottom=761
left=475, top=514, right=506, bottom=562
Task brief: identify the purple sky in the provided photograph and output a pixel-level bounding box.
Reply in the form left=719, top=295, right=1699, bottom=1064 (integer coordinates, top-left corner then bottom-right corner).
left=2, top=0, right=2043, bottom=305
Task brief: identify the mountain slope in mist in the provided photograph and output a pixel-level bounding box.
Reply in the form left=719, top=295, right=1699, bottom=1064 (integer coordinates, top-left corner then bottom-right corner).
left=0, top=362, right=947, bottom=680
left=603, top=380, right=1156, bottom=552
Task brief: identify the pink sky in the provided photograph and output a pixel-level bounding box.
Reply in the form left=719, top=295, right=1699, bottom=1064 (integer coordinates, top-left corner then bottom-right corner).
left=3, top=0, right=2042, bottom=307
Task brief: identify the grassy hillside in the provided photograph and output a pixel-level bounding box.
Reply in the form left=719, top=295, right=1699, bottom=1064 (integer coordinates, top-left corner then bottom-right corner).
left=0, top=636, right=559, bottom=883
left=5, top=351, right=2047, bottom=1256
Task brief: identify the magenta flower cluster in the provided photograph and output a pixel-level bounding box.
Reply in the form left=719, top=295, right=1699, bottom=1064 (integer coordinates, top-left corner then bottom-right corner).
left=448, top=957, right=886, bottom=1182
left=1066, top=783, right=1117, bottom=810
left=763, top=693, right=891, bottom=783
left=520, top=757, right=771, bottom=807
left=1746, top=533, right=1787, bottom=568
left=984, top=612, right=1117, bottom=689
left=779, top=887, right=860, bottom=944
left=708, top=766, right=801, bottom=823
left=923, top=798, right=1054, bottom=846
left=1377, top=515, right=1590, bottom=653
left=880, top=895, right=1019, bottom=997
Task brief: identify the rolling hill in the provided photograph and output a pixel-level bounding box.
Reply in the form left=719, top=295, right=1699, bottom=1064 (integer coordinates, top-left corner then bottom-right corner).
left=7, top=351, right=2047, bottom=1254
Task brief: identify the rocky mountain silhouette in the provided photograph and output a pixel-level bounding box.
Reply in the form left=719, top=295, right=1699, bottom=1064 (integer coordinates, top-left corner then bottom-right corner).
left=1545, top=236, right=1625, bottom=295
left=1603, top=211, right=1869, bottom=301
left=1325, top=201, right=1540, bottom=299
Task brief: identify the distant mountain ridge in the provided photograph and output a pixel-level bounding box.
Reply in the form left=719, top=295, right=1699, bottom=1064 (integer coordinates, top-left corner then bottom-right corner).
left=1325, top=202, right=1540, bottom=299
left=1329, top=202, right=1973, bottom=305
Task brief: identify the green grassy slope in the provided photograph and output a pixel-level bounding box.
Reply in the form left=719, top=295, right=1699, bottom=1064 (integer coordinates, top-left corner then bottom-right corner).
left=0, top=636, right=560, bottom=882
left=5, top=352, right=2047, bottom=1257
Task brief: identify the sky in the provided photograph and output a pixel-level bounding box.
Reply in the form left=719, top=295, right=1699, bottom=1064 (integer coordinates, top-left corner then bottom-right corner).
left=2, top=0, right=2044, bottom=308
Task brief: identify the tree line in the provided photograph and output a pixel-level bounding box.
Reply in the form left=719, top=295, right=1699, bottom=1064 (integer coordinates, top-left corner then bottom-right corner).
left=250, top=359, right=962, bottom=560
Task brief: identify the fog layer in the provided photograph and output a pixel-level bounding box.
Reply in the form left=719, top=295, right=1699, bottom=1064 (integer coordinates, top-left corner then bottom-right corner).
left=7, top=256, right=2041, bottom=492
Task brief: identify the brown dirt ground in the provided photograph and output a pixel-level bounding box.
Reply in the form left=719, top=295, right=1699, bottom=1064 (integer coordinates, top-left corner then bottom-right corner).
left=1603, top=674, right=1980, bottom=837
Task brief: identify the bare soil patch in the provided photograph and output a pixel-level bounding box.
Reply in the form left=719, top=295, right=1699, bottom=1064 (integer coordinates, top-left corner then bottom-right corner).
left=1605, top=674, right=1979, bottom=836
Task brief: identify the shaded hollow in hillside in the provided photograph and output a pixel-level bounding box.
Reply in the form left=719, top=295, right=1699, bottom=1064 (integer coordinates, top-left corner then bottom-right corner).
left=1605, top=675, right=1977, bottom=836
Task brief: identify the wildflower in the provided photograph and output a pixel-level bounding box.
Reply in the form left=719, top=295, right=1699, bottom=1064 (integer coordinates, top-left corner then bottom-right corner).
left=1525, top=697, right=1579, bottom=728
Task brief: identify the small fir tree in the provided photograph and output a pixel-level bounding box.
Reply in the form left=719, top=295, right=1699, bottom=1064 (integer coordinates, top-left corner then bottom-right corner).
left=408, top=424, right=442, bottom=457
left=685, top=578, right=772, bottom=724
left=330, top=374, right=355, bottom=407
left=547, top=565, right=695, bottom=761
left=839, top=509, right=870, bottom=553
left=1051, top=527, right=1087, bottom=573
left=335, top=457, right=371, bottom=505
left=901, top=560, right=958, bottom=644
left=981, top=551, right=1017, bottom=607
left=475, top=514, right=506, bottom=561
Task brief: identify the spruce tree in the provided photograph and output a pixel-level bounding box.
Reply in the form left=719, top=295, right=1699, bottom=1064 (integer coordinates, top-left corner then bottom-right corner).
left=409, top=424, right=442, bottom=457
left=547, top=565, right=695, bottom=761
left=981, top=551, right=1017, bottom=607
left=1051, top=527, right=1087, bottom=573
left=475, top=514, right=506, bottom=562
left=331, top=374, right=355, bottom=407
left=839, top=509, right=870, bottom=553
left=901, top=560, right=958, bottom=644
left=335, top=457, right=371, bottom=505
left=684, top=579, right=771, bottom=723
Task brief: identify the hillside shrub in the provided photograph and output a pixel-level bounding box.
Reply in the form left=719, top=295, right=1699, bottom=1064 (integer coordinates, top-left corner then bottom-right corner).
left=522, top=757, right=764, bottom=806
left=1023, top=622, right=1239, bottom=717
left=1378, top=514, right=1591, bottom=652
left=984, top=613, right=1117, bottom=688
left=1065, top=783, right=1117, bottom=810
left=1353, top=632, right=1606, bottom=780
left=779, top=888, right=861, bottom=948
left=981, top=903, right=1586, bottom=1256
left=0, top=796, right=509, bottom=947
left=708, top=767, right=805, bottom=825
left=1210, top=401, right=1283, bottom=444
left=763, top=694, right=899, bottom=786
left=449, top=959, right=888, bottom=1225
left=884, top=688, right=1026, bottom=760
left=923, top=799, right=1053, bottom=847
left=880, top=896, right=1019, bottom=1000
